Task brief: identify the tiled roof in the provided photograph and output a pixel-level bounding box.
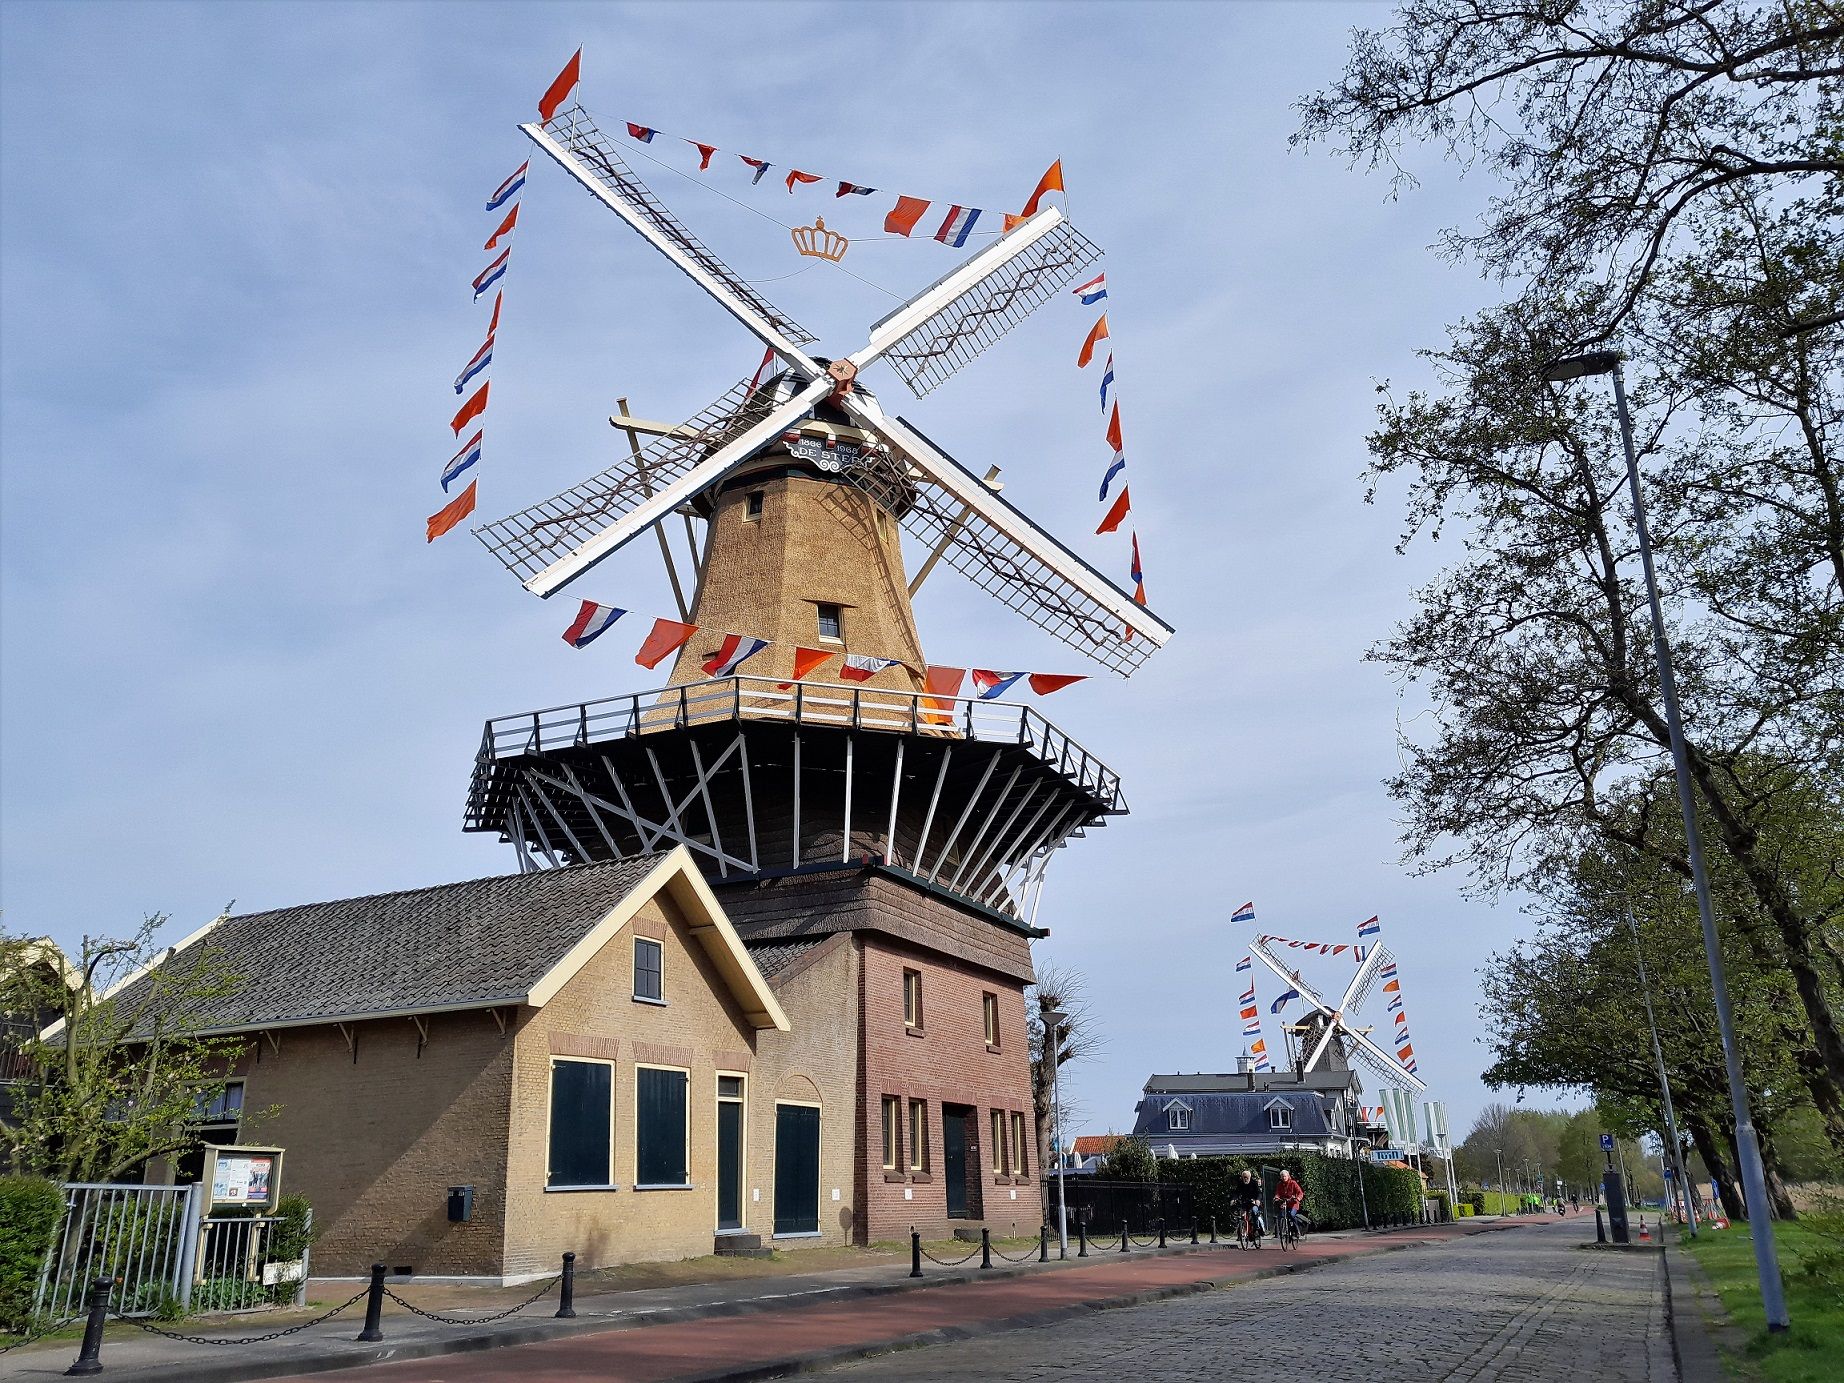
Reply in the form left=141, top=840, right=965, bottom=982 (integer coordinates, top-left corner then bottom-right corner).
left=1130, top=1090, right=1336, bottom=1143
left=1072, top=1135, right=1124, bottom=1157
left=744, top=937, right=826, bottom=980
left=107, top=856, right=671, bottom=1034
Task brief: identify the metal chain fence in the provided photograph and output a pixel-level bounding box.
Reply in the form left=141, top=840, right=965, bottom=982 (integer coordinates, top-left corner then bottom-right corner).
left=112, top=1286, right=371, bottom=1346
left=917, top=1241, right=982, bottom=1268
left=380, top=1273, right=560, bottom=1326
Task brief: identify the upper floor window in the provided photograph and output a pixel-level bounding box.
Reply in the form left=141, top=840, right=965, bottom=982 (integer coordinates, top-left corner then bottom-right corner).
left=745, top=490, right=765, bottom=519
left=1166, top=1102, right=1191, bottom=1132
left=903, top=969, right=923, bottom=1030
left=193, top=1081, right=245, bottom=1131
left=634, top=937, right=664, bottom=1003
left=982, top=992, right=1000, bottom=1047
left=1268, top=1102, right=1293, bottom=1131
left=816, top=603, right=843, bottom=641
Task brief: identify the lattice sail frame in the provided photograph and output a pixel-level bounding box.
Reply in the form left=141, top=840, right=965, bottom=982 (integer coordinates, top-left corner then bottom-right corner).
left=1249, top=939, right=1427, bottom=1094
left=483, top=104, right=1172, bottom=673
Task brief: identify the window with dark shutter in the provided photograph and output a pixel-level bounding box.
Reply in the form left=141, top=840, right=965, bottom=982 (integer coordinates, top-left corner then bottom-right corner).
left=636, top=1066, right=689, bottom=1186
left=634, top=937, right=663, bottom=1002
left=547, top=1059, right=613, bottom=1188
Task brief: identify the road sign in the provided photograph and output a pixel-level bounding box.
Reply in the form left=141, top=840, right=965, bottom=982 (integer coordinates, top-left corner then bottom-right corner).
left=1600, top=1133, right=1615, bottom=1151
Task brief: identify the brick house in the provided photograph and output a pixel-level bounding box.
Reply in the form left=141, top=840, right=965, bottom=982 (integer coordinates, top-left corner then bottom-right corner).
left=111, top=847, right=1041, bottom=1280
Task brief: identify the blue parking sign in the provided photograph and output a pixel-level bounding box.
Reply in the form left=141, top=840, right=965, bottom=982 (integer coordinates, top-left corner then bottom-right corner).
left=1600, top=1133, right=1615, bottom=1151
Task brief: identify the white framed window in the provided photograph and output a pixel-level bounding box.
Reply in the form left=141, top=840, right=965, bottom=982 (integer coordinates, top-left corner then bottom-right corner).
left=1267, top=1099, right=1293, bottom=1132
left=882, top=1095, right=902, bottom=1171
left=634, top=936, right=664, bottom=1003
left=982, top=992, right=1000, bottom=1047
left=1166, top=1100, right=1191, bottom=1132
left=1010, top=1111, right=1027, bottom=1175
left=547, top=1058, right=615, bottom=1189
left=635, top=1064, right=691, bottom=1188
left=990, top=1110, right=1006, bottom=1175
left=816, top=603, right=843, bottom=641
left=903, top=969, right=923, bottom=1030
left=908, top=1099, right=928, bottom=1172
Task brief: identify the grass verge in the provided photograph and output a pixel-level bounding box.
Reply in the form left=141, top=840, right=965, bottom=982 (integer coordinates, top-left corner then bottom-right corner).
left=1686, top=1221, right=1844, bottom=1383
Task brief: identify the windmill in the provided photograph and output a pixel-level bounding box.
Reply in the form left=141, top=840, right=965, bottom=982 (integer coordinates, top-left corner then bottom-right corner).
left=462, top=100, right=1173, bottom=925
left=1249, top=938, right=1427, bottom=1095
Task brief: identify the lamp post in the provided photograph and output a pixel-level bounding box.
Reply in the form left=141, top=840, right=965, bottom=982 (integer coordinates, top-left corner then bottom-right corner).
left=1494, top=1147, right=1505, bottom=1214
left=1541, top=349, right=1786, bottom=1329
left=1042, top=1005, right=1069, bottom=1259
left=1622, top=902, right=1698, bottom=1235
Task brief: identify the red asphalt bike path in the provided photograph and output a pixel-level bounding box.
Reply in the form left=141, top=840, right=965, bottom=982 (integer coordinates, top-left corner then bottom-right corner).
left=274, top=1219, right=1548, bottom=1383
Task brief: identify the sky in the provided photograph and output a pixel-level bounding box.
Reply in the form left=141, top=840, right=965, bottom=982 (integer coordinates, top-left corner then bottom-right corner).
left=0, top=0, right=1560, bottom=1142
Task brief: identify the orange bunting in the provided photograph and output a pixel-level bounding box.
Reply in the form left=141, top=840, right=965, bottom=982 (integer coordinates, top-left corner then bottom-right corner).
left=537, top=49, right=581, bottom=123
left=484, top=203, right=519, bottom=251
left=922, top=665, right=966, bottom=726
left=1027, top=674, right=1085, bottom=695
left=777, top=646, right=833, bottom=689
left=1020, top=159, right=1063, bottom=219
left=1077, top=315, right=1110, bottom=368
left=1097, top=486, right=1130, bottom=534
left=785, top=169, right=822, bottom=193
left=635, top=618, right=697, bottom=670
left=1105, top=402, right=1123, bottom=454
left=451, top=381, right=489, bottom=436
left=426, top=480, right=477, bottom=542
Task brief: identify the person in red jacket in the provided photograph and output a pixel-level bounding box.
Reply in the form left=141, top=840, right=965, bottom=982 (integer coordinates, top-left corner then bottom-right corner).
left=1275, top=1169, right=1308, bottom=1236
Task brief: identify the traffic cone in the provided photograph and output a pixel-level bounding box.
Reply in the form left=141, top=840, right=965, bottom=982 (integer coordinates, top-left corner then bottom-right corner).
left=1639, top=1218, right=1651, bottom=1243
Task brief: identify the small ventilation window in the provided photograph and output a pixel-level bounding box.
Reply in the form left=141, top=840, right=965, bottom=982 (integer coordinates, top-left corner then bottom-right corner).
left=817, top=603, right=843, bottom=640
left=745, top=491, right=765, bottom=519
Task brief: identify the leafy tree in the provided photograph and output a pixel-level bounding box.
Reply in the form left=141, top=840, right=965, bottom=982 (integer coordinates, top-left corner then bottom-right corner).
left=1, top=917, right=250, bottom=1183
left=1095, top=1134, right=1158, bottom=1183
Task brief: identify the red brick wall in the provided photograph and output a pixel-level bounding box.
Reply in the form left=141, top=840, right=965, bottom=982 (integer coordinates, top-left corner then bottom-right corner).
left=858, top=937, right=1038, bottom=1242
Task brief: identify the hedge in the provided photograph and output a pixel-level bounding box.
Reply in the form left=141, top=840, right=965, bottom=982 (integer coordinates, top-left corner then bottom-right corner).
left=1157, top=1153, right=1422, bottom=1232
left=0, top=1176, right=64, bottom=1333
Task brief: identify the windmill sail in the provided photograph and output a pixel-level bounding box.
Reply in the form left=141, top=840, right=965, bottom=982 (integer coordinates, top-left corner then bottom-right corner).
left=864, top=208, right=1102, bottom=398
left=526, top=108, right=817, bottom=353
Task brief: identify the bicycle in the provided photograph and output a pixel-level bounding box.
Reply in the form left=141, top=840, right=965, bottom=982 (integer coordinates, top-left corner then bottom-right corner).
left=1235, top=1204, right=1265, bottom=1250
left=1274, top=1203, right=1301, bottom=1251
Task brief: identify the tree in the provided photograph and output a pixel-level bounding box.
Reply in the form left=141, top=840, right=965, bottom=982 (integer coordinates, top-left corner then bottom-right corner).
left=1096, top=1135, right=1158, bottom=1183
left=2, top=916, right=249, bottom=1183
left=1028, top=960, right=1101, bottom=1217
left=1297, top=0, right=1843, bottom=343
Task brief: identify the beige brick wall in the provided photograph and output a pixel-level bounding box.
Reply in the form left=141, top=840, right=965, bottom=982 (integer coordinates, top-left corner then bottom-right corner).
left=228, top=1012, right=516, bottom=1278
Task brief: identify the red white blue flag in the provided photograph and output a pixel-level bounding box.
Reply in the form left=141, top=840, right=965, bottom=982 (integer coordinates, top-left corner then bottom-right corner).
left=1130, top=532, right=1145, bottom=603
left=1073, top=272, right=1107, bottom=305
left=839, top=654, right=900, bottom=682
left=1358, top=916, right=1380, bottom=939
left=1099, top=355, right=1115, bottom=412
left=1099, top=452, right=1125, bottom=501
left=563, top=601, right=627, bottom=649
left=1271, top=988, right=1299, bottom=1013
left=473, top=249, right=510, bottom=299
left=1235, top=954, right=1252, bottom=972
left=454, top=335, right=494, bottom=393
left=970, top=669, right=1026, bottom=700
left=626, top=123, right=656, bottom=143
left=702, top=633, right=770, bottom=677
left=934, top=205, right=979, bottom=248
left=486, top=161, right=528, bottom=212
left=1242, top=1008, right=1261, bottom=1037
left=739, top=155, right=772, bottom=185
left=1232, top=902, right=1257, bottom=924
left=836, top=181, right=876, bottom=197
left=443, top=431, right=482, bottom=491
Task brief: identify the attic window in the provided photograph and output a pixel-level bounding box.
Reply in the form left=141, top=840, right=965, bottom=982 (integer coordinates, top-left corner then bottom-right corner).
left=1268, top=1103, right=1292, bottom=1131
left=1165, top=1101, right=1191, bottom=1132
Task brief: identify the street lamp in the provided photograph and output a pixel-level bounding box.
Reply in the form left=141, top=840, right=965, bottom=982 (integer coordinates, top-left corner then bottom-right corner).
left=1042, top=1005, right=1069, bottom=1260
left=1542, top=350, right=1787, bottom=1329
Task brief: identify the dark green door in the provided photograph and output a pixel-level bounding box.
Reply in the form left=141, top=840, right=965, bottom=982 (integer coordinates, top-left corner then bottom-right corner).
left=717, top=1090, right=743, bottom=1231
left=773, top=1104, right=820, bottom=1235
left=943, top=1109, right=968, bottom=1217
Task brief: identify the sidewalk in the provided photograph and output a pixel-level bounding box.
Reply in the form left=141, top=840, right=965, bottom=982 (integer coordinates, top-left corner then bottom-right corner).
left=0, top=1217, right=1536, bottom=1383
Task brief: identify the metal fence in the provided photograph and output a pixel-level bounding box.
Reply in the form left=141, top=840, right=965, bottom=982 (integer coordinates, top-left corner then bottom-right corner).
left=1054, top=1179, right=1197, bottom=1237
left=35, top=1183, right=200, bottom=1320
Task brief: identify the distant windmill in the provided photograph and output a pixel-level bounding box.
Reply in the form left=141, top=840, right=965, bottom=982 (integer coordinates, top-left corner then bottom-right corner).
left=1249, top=939, right=1427, bottom=1094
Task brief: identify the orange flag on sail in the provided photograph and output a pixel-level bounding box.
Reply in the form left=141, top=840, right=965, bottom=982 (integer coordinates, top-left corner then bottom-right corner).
left=635, top=618, right=697, bottom=670
left=487, top=290, right=503, bottom=335
left=1105, top=402, right=1123, bottom=453
left=484, top=204, right=519, bottom=251
left=538, top=49, right=582, bottom=123
left=451, top=381, right=489, bottom=436
left=1077, top=315, right=1110, bottom=368
left=1097, top=485, right=1130, bottom=534
left=426, top=480, right=477, bottom=542
left=1027, top=674, right=1085, bottom=695
left=1020, top=159, right=1063, bottom=218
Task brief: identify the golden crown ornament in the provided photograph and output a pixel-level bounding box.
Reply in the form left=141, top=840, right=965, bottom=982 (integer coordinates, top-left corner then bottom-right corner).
left=791, top=216, right=849, bottom=262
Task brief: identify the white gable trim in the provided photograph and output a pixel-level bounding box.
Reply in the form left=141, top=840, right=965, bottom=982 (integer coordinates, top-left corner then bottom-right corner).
left=525, top=846, right=789, bottom=1032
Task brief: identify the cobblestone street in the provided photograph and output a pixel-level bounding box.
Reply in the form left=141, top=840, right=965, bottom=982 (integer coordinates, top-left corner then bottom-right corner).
left=822, top=1216, right=1673, bottom=1382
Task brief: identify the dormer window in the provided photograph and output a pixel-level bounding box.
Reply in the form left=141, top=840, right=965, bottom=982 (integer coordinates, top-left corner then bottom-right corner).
left=1265, top=1097, right=1292, bottom=1131
left=1165, top=1100, right=1191, bottom=1132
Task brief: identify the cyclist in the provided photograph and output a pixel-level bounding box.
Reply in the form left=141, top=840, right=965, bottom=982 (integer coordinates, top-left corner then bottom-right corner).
left=1274, top=1168, right=1307, bottom=1239
left=1234, top=1168, right=1265, bottom=1246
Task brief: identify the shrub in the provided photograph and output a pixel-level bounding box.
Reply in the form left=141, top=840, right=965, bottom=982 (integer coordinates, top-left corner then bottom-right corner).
left=268, top=1195, right=317, bottom=1265
left=0, top=1176, right=65, bottom=1333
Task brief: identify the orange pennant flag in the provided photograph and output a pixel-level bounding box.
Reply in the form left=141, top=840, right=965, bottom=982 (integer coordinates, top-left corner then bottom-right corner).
left=785, top=169, right=823, bottom=193
left=538, top=49, right=582, bottom=123
left=921, top=665, right=966, bottom=725
left=1020, top=159, right=1063, bottom=218
left=885, top=196, right=930, bottom=236
left=1097, top=485, right=1130, bottom=534
left=451, top=381, right=489, bottom=436
left=1077, top=315, right=1110, bottom=368
left=1002, top=213, right=1025, bottom=233
left=487, top=290, right=503, bottom=335
left=484, top=203, right=519, bottom=251
left=1105, top=402, right=1123, bottom=453
left=1027, top=674, right=1085, bottom=695
left=635, top=617, right=697, bottom=670
left=426, top=480, right=477, bottom=542
left=777, top=646, right=833, bottom=689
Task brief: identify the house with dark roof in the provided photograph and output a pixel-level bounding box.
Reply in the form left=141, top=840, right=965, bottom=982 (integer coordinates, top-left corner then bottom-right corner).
left=1129, top=1067, right=1369, bottom=1160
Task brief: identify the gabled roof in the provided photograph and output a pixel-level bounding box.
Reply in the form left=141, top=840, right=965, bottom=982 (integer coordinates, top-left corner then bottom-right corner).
left=1072, top=1135, right=1124, bottom=1158
left=1130, top=1090, right=1335, bottom=1143
left=83, top=848, right=788, bottom=1038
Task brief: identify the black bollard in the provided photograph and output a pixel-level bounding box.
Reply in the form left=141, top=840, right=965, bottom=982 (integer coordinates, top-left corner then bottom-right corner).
left=64, top=1276, right=113, bottom=1377
left=357, top=1263, right=387, bottom=1342
left=1595, top=1206, right=1607, bottom=1244
left=980, top=1227, right=993, bottom=1270
left=1120, top=1221, right=1129, bottom=1253
left=1210, top=1216, right=1218, bottom=1245
left=1039, top=1223, right=1049, bottom=1262
left=1077, top=1219, right=1089, bottom=1257
left=555, top=1251, right=576, bottom=1319
left=1158, top=1218, right=1167, bottom=1249
left=910, top=1227, right=923, bottom=1278
left=1191, top=1219, right=1199, bottom=1245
